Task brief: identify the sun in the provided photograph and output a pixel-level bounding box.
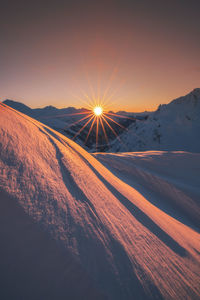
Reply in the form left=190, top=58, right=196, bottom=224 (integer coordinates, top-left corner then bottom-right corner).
left=93, top=106, right=103, bottom=116
left=58, top=99, right=131, bottom=150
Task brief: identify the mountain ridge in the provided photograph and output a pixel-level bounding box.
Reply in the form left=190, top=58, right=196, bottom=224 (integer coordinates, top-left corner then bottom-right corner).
left=2, top=88, right=200, bottom=153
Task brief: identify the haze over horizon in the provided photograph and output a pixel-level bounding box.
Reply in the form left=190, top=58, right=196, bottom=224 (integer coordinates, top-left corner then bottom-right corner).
left=1, top=0, right=200, bottom=111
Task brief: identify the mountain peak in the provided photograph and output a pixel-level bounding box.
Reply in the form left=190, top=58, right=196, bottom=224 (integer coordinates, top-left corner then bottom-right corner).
left=191, top=88, right=200, bottom=96
left=43, top=105, right=57, bottom=110
left=168, top=88, right=200, bottom=106
left=3, top=99, right=33, bottom=116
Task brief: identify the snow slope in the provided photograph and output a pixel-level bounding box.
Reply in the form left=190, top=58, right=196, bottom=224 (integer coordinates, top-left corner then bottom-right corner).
left=109, top=88, right=200, bottom=153
left=0, top=103, right=200, bottom=299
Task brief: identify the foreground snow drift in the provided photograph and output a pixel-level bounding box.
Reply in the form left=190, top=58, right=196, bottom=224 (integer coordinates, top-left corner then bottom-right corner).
left=0, top=103, right=200, bottom=300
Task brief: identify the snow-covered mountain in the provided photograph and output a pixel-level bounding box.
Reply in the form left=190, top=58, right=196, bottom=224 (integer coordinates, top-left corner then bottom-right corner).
left=109, top=88, right=200, bottom=152
left=0, top=103, right=200, bottom=299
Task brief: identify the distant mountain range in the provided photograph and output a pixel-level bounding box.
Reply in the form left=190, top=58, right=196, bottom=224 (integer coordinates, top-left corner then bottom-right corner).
left=3, top=88, right=200, bottom=152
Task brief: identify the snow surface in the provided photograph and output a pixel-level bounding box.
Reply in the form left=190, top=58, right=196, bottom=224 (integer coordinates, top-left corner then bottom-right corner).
left=0, top=103, right=200, bottom=299
left=109, top=88, right=200, bottom=153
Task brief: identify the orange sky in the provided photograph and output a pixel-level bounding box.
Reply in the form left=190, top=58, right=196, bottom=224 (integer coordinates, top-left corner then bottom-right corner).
left=1, top=0, right=200, bottom=112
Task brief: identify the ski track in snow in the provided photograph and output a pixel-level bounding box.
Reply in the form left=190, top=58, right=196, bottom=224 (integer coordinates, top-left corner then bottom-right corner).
left=0, top=103, right=200, bottom=300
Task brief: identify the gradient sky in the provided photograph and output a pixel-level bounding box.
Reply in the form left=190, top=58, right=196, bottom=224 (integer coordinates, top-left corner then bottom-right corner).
left=1, top=0, right=200, bottom=111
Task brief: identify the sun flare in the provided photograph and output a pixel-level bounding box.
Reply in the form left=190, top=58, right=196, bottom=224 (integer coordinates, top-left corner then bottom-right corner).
left=93, top=106, right=103, bottom=116
left=47, top=71, right=132, bottom=151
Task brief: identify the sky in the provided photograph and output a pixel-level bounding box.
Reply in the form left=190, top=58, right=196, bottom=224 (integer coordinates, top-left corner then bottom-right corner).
left=1, top=0, right=200, bottom=112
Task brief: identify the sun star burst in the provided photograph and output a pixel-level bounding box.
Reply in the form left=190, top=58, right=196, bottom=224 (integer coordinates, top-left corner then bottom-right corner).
left=93, top=106, right=103, bottom=116
left=42, top=67, right=134, bottom=151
